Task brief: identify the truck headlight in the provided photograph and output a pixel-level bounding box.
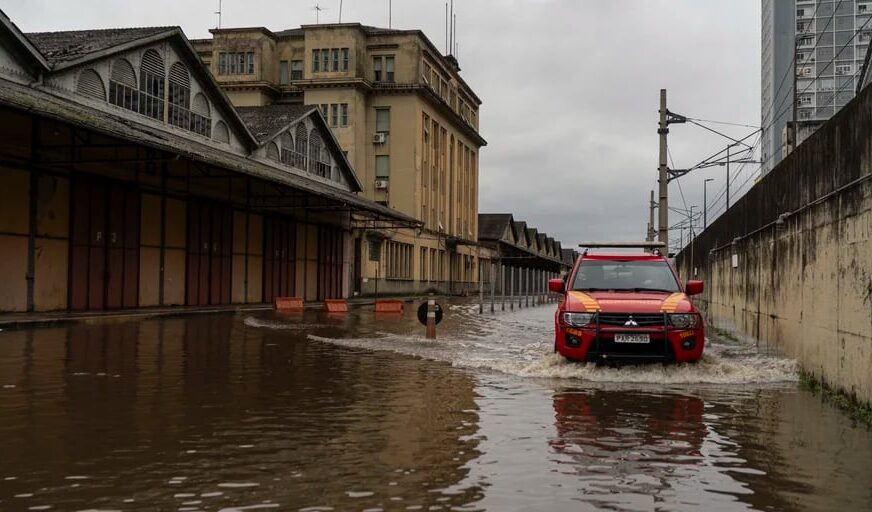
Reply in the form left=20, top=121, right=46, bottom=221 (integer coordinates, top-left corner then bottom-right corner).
left=669, top=314, right=700, bottom=329
left=562, top=312, right=595, bottom=327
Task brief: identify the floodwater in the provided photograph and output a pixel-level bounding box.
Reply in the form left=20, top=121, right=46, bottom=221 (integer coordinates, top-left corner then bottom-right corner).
left=1, top=300, right=871, bottom=511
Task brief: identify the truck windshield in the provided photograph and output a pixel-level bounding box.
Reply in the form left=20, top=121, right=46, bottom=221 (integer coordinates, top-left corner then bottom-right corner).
left=571, top=260, right=680, bottom=292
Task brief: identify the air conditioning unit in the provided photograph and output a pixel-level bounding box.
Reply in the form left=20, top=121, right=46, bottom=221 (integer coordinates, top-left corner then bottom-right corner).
left=373, top=133, right=387, bottom=144
left=374, top=179, right=389, bottom=190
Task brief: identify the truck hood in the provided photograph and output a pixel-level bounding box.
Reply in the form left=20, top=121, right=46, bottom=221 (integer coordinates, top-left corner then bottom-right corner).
left=566, top=290, right=693, bottom=314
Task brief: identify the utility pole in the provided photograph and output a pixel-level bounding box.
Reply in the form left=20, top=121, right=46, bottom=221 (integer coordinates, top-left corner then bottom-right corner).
left=703, top=178, right=714, bottom=229
left=658, top=89, right=669, bottom=245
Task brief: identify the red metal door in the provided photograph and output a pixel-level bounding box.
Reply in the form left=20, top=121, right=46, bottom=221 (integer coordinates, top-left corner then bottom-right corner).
left=262, top=216, right=296, bottom=303
left=186, top=199, right=233, bottom=306
left=317, top=226, right=344, bottom=301
left=69, top=179, right=139, bottom=311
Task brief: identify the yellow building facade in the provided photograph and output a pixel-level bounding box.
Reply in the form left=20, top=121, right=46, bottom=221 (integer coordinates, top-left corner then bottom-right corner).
left=192, top=23, right=488, bottom=295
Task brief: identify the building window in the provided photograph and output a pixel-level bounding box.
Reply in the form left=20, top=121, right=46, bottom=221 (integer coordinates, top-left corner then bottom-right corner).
left=321, top=50, right=329, bottom=73
left=319, top=104, right=328, bottom=118
left=190, top=93, right=212, bottom=137
left=309, top=129, right=328, bottom=177
left=330, top=104, right=338, bottom=126
left=291, top=60, right=303, bottom=80
left=835, top=64, right=853, bottom=75
left=213, top=121, right=230, bottom=143
left=109, top=58, right=138, bottom=111
left=168, top=62, right=192, bottom=129
left=312, top=49, right=320, bottom=72
left=267, top=142, right=280, bottom=161
left=340, top=103, right=348, bottom=126
left=331, top=48, right=340, bottom=71
left=280, top=132, right=294, bottom=164
left=373, top=55, right=395, bottom=82
left=375, top=155, right=390, bottom=179
left=341, top=48, right=349, bottom=71
left=218, top=52, right=255, bottom=75
left=420, top=247, right=428, bottom=282
left=139, top=49, right=165, bottom=120
left=294, top=124, right=308, bottom=169
left=76, top=68, right=106, bottom=101
left=279, top=60, right=289, bottom=85
left=375, top=108, right=390, bottom=133
left=373, top=56, right=382, bottom=81
left=386, top=241, right=413, bottom=279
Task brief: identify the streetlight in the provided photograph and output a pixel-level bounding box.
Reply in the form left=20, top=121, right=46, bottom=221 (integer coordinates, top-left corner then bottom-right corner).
left=703, top=178, right=714, bottom=230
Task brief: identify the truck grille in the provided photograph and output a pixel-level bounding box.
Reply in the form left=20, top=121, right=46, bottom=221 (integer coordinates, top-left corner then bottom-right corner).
left=598, top=313, right=665, bottom=327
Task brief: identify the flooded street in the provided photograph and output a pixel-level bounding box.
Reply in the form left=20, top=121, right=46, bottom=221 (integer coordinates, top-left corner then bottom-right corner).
left=1, top=301, right=871, bottom=511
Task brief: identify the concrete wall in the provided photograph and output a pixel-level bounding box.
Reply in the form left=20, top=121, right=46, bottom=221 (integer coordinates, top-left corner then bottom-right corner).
left=675, top=83, right=872, bottom=407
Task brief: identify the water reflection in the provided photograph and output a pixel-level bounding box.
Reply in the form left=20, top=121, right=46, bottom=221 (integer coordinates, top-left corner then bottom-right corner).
left=0, top=312, right=483, bottom=510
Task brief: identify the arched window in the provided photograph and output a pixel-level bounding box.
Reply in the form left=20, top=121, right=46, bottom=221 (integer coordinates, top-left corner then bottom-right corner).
left=108, top=59, right=137, bottom=110
left=139, top=49, right=165, bottom=120
left=76, top=69, right=105, bottom=100
left=266, top=142, right=280, bottom=162
left=168, top=62, right=191, bottom=130
left=308, top=129, right=323, bottom=176
left=294, top=124, right=308, bottom=169
left=190, top=92, right=211, bottom=137
left=279, top=132, right=293, bottom=165
left=213, top=120, right=230, bottom=143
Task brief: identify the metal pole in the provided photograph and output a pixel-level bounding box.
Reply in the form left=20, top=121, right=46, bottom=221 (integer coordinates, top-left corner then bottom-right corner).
left=478, top=258, right=484, bottom=314
left=726, top=144, right=732, bottom=211
left=501, top=264, right=506, bottom=311
left=524, top=268, right=529, bottom=308
left=648, top=189, right=656, bottom=246
left=658, top=89, right=669, bottom=245
left=509, top=266, right=514, bottom=311
left=490, top=262, right=495, bottom=312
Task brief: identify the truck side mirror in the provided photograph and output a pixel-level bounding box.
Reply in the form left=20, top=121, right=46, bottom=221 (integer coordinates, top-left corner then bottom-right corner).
left=548, top=278, right=565, bottom=294
left=686, top=280, right=704, bottom=296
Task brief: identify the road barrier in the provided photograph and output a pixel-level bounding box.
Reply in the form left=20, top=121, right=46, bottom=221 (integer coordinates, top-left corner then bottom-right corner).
left=374, top=300, right=404, bottom=313
left=275, top=297, right=304, bottom=312
left=324, top=299, right=348, bottom=313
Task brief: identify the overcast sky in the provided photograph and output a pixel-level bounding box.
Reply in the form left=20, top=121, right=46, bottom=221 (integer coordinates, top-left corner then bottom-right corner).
left=4, top=0, right=761, bottom=250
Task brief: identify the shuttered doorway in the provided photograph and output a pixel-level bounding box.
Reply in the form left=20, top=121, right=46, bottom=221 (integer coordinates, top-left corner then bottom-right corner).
left=262, top=216, right=297, bottom=303
left=185, top=200, right=233, bottom=306
left=69, top=179, right=140, bottom=310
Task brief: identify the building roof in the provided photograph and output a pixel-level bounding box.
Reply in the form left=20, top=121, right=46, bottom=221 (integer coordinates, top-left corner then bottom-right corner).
left=477, top=213, right=514, bottom=241
left=237, top=104, right=319, bottom=142
left=562, top=249, right=578, bottom=264
left=25, top=27, right=175, bottom=65
left=0, top=76, right=416, bottom=227
left=512, top=221, right=527, bottom=244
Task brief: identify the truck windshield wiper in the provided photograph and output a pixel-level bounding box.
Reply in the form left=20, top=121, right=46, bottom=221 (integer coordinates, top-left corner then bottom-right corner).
left=623, top=287, right=673, bottom=293
left=573, top=287, right=609, bottom=292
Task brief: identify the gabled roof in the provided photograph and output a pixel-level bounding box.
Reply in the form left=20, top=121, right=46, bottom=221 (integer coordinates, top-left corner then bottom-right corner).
left=562, top=249, right=578, bottom=265
left=512, top=221, right=528, bottom=245
left=546, top=237, right=555, bottom=256
left=26, top=27, right=174, bottom=65
left=526, top=228, right=539, bottom=249
left=537, top=234, right=548, bottom=254
left=237, top=104, right=319, bottom=142
left=478, top=213, right=514, bottom=241
left=0, top=9, right=50, bottom=72
left=236, top=103, right=363, bottom=192
left=22, top=25, right=258, bottom=150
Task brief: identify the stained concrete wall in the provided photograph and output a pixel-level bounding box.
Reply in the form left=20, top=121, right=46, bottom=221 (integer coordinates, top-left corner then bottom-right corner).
left=676, top=82, right=872, bottom=408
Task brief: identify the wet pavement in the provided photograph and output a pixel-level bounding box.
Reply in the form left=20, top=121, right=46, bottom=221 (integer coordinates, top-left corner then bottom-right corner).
left=1, top=299, right=871, bottom=511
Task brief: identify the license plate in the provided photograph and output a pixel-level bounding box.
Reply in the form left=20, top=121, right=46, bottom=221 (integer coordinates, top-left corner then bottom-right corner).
left=614, top=334, right=650, bottom=344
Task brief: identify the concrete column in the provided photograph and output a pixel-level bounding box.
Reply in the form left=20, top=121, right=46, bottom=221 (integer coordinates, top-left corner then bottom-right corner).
left=500, top=263, right=506, bottom=311
left=509, top=266, right=514, bottom=311
left=524, top=267, right=530, bottom=308
left=490, top=262, right=495, bottom=313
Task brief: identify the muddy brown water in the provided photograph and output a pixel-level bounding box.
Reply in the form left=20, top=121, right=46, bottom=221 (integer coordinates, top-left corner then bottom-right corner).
left=0, top=300, right=870, bottom=511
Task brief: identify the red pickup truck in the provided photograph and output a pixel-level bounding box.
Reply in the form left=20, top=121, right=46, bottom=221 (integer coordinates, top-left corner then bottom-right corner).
left=549, top=242, right=705, bottom=363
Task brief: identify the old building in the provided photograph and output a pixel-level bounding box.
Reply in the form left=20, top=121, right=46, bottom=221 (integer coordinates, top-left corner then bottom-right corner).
left=0, top=11, right=416, bottom=313
left=191, top=23, right=487, bottom=295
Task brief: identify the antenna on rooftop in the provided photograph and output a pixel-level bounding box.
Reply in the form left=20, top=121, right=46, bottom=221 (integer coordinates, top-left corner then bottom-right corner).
left=215, top=0, right=222, bottom=29
left=389, top=0, right=392, bottom=28
left=338, top=0, right=343, bottom=23
left=313, top=3, right=328, bottom=24
left=445, top=3, right=448, bottom=53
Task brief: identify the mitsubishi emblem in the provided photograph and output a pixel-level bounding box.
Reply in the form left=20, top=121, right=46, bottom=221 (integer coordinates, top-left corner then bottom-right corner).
left=624, top=316, right=639, bottom=327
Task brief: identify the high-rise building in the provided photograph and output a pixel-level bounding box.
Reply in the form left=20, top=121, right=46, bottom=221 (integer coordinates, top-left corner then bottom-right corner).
left=193, top=23, right=488, bottom=295
left=761, top=0, right=872, bottom=175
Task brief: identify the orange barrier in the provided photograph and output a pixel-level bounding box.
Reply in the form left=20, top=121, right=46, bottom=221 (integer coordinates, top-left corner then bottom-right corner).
left=374, top=299, right=404, bottom=313
left=324, top=299, right=348, bottom=313
left=275, top=296, right=304, bottom=311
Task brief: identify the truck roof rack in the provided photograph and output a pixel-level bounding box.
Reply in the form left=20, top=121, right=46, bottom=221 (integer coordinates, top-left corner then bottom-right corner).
left=577, top=241, right=666, bottom=256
